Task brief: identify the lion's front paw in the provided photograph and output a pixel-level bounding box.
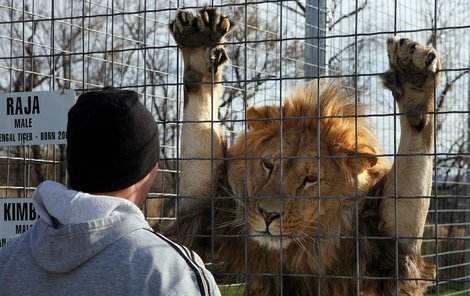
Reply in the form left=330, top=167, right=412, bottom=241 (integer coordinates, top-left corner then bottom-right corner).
left=382, top=37, right=441, bottom=131
left=170, top=8, right=234, bottom=49
left=387, top=37, right=440, bottom=75
left=170, top=8, right=235, bottom=75
left=382, top=37, right=441, bottom=99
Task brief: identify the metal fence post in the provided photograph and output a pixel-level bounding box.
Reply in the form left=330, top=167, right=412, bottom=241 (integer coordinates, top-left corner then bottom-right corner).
left=465, top=59, right=470, bottom=292
left=305, top=0, right=326, bottom=79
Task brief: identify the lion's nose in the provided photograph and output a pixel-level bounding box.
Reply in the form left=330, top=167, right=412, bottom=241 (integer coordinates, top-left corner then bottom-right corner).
left=258, top=206, right=282, bottom=227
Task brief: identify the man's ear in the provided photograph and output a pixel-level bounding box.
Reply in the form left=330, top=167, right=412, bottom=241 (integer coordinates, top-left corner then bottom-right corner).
left=246, top=105, right=280, bottom=130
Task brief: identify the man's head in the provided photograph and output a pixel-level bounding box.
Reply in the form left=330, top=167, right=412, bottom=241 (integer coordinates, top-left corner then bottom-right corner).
left=66, top=87, right=159, bottom=195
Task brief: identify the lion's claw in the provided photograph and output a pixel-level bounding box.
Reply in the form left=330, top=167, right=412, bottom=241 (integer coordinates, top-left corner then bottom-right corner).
left=210, top=47, right=228, bottom=67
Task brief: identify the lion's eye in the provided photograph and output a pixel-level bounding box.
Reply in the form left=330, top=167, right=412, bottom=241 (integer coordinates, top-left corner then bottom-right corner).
left=303, top=175, right=318, bottom=189
left=262, top=160, right=274, bottom=176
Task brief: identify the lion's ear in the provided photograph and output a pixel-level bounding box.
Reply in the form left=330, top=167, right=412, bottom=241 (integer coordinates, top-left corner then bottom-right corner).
left=246, top=105, right=279, bottom=130
left=328, top=127, right=379, bottom=181
left=331, top=144, right=378, bottom=181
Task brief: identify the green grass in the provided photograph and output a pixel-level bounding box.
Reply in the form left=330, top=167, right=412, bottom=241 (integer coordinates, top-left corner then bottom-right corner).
left=219, top=284, right=466, bottom=296
left=425, top=289, right=466, bottom=296
left=219, top=284, right=245, bottom=296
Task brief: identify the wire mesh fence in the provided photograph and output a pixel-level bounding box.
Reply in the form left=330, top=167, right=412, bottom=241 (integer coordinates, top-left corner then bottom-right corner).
left=0, top=0, right=469, bottom=295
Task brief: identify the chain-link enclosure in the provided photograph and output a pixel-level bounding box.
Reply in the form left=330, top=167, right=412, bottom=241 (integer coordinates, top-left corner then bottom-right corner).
left=1, top=0, right=469, bottom=295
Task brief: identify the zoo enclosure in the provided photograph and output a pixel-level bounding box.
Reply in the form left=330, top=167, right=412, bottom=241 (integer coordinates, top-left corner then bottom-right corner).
left=0, top=0, right=469, bottom=294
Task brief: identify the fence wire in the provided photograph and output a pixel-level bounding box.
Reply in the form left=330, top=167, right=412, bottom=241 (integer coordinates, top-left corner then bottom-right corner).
left=0, top=0, right=469, bottom=295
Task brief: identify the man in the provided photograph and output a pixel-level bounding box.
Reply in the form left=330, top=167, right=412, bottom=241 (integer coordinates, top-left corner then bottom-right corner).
left=0, top=87, right=221, bottom=296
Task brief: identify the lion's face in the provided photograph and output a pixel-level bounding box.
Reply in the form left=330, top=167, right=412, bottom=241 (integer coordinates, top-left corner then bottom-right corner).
left=228, top=129, right=365, bottom=250
left=226, top=83, right=381, bottom=250
left=247, top=130, right=344, bottom=250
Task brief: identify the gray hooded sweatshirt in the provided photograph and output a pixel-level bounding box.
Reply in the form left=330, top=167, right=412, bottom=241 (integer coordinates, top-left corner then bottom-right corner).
left=0, top=181, right=220, bottom=296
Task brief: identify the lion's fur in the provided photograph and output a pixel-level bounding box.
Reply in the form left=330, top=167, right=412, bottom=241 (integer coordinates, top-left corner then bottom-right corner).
left=166, top=10, right=439, bottom=295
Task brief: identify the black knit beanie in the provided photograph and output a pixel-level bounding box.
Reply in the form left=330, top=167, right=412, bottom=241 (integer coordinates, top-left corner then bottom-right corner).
left=66, top=87, right=159, bottom=192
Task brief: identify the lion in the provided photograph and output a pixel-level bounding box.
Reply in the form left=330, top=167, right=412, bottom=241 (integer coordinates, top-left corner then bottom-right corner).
left=165, top=7, right=441, bottom=296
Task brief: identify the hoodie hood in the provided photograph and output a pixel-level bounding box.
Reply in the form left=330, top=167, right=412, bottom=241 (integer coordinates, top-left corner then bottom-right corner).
left=30, top=181, right=151, bottom=273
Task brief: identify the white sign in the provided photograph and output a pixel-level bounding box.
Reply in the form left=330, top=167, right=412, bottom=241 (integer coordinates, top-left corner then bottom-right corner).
left=0, top=90, right=75, bottom=146
left=0, top=198, right=39, bottom=247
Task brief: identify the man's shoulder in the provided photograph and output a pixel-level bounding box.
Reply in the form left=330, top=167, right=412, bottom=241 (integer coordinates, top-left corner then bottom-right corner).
left=0, top=231, right=30, bottom=257
left=0, top=231, right=32, bottom=278
left=117, top=228, right=200, bottom=265
left=123, top=229, right=195, bottom=259
left=135, top=230, right=220, bottom=296
left=115, top=229, right=219, bottom=295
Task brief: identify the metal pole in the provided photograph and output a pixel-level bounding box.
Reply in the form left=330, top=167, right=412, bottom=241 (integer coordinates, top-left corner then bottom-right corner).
left=305, top=1, right=326, bottom=294
left=465, top=60, right=470, bottom=292
left=305, top=0, right=326, bottom=79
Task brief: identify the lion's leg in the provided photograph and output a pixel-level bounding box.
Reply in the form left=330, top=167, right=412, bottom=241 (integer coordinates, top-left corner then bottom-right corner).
left=380, top=37, right=441, bottom=251
left=167, top=8, right=234, bottom=253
